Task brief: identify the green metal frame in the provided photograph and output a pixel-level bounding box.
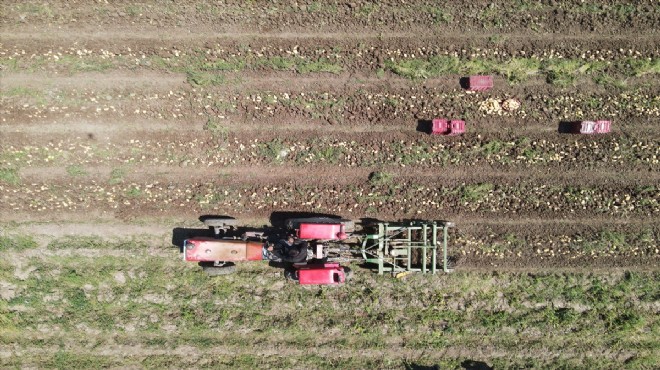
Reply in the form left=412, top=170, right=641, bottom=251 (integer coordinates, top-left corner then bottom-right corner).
left=361, top=221, right=453, bottom=275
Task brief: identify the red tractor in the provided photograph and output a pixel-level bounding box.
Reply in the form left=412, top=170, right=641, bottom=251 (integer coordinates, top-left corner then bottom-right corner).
left=183, top=217, right=353, bottom=284
left=182, top=218, right=454, bottom=284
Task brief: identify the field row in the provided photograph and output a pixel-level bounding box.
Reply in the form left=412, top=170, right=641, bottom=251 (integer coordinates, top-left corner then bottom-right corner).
left=1, top=250, right=658, bottom=368
left=2, top=40, right=658, bottom=87
left=2, top=221, right=658, bottom=265
left=2, top=134, right=658, bottom=170
left=3, top=0, right=657, bottom=34
left=1, top=176, right=658, bottom=218
left=3, top=81, right=658, bottom=130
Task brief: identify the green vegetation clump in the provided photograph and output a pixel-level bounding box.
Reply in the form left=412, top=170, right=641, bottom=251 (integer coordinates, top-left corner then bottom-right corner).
left=0, top=168, right=20, bottom=185
left=0, top=235, right=38, bottom=251
left=1, top=243, right=657, bottom=369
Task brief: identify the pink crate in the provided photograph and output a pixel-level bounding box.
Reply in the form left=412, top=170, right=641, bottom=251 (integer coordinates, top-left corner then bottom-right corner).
left=467, top=75, right=493, bottom=91
left=579, top=120, right=611, bottom=134
left=449, top=120, right=465, bottom=135
left=431, top=118, right=465, bottom=135
left=431, top=118, right=448, bottom=135
left=595, top=120, right=611, bottom=133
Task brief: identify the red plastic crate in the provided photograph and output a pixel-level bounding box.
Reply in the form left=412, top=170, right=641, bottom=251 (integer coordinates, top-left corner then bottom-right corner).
left=449, top=120, right=465, bottom=135
left=595, top=120, right=611, bottom=133
left=431, top=118, right=448, bottom=135
left=467, top=75, right=493, bottom=91
left=431, top=118, right=465, bottom=135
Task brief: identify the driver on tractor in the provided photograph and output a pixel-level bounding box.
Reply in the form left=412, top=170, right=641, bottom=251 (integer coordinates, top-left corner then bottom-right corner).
left=264, top=235, right=309, bottom=263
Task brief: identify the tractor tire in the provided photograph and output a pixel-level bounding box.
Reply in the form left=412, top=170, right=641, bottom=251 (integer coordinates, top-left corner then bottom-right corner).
left=203, top=218, right=239, bottom=227
left=284, top=269, right=299, bottom=282
left=202, top=263, right=236, bottom=276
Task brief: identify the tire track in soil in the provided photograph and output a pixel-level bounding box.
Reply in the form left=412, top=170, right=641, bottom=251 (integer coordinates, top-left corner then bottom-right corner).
left=17, top=165, right=660, bottom=187
left=4, top=31, right=660, bottom=41
left=0, top=340, right=641, bottom=363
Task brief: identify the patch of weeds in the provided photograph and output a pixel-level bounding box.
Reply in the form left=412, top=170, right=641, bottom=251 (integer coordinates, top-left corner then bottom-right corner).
left=594, top=74, right=628, bottom=89
left=263, top=56, right=295, bottom=71
left=368, top=171, right=393, bottom=186
left=125, top=5, right=142, bottom=17
left=0, top=235, right=38, bottom=251
left=385, top=56, right=460, bottom=80
left=203, top=118, right=228, bottom=141
left=66, top=165, right=87, bottom=177
left=0, top=57, right=20, bottom=72
left=186, top=70, right=226, bottom=87
left=460, top=183, right=494, bottom=202
left=56, top=55, right=114, bottom=73
left=16, top=3, right=55, bottom=17
left=598, top=230, right=627, bottom=250
left=3, top=86, right=42, bottom=98
left=357, top=4, right=379, bottom=17
left=376, top=68, right=385, bottom=78
left=479, top=5, right=504, bottom=28
left=0, top=168, right=20, bottom=185
left=488, top=34, right=508, bottom=44
left=312, top=146, right=343, bottom=164
left=542, top=60, right=607, bottom=87
left=202, top=58, right=245, bottom=72
left=514, top=0, right=545, bottom=12
left=495, top=58, right=540, bottom=83
left=481, top=140, right=505, bottom=156
left=429, top=7, right=452, bottom=23
left=623, top=58, right=660, bottom=77
left=296, top=58, right=343, bottom=74
left=108, top=168, right=126, bottom=185
left=48, top=351, right=115, bottom=369
left=126, top=186, right=143, bottom=198
left=258, top=140, right=287, bottom=162
left=47, top=236, right=150, bottom=250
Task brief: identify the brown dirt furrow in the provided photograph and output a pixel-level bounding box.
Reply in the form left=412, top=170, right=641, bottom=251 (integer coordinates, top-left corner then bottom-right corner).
left=3, top=130, right=658, bottom=176
left=0, top=339, right=642, bottom=363
left=3, top=119, right=659, bottom=137
left=17, top=165, right=660, bottom=187
left=2, top=175, right=658, bottom=224
left=3, top=35, right=658, bottom=70
left=0, top=71, right=185, bottom=89
left=3, top=31, right=660, bottom=42
left=2, top=72, right=657, bottom=92
left=3, top=79, right=658, bottom=135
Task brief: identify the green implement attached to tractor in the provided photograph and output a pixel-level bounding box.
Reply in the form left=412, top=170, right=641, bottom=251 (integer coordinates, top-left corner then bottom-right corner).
left=361, top=221, right=454, bottom=275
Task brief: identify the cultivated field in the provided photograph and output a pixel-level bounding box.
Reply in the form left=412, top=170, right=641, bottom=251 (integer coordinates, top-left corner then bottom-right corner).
left=1, top=1, right=659, bottom=368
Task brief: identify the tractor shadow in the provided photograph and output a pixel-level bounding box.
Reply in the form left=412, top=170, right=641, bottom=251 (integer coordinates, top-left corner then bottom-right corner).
left=269, top=211, right=343, bottom=228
